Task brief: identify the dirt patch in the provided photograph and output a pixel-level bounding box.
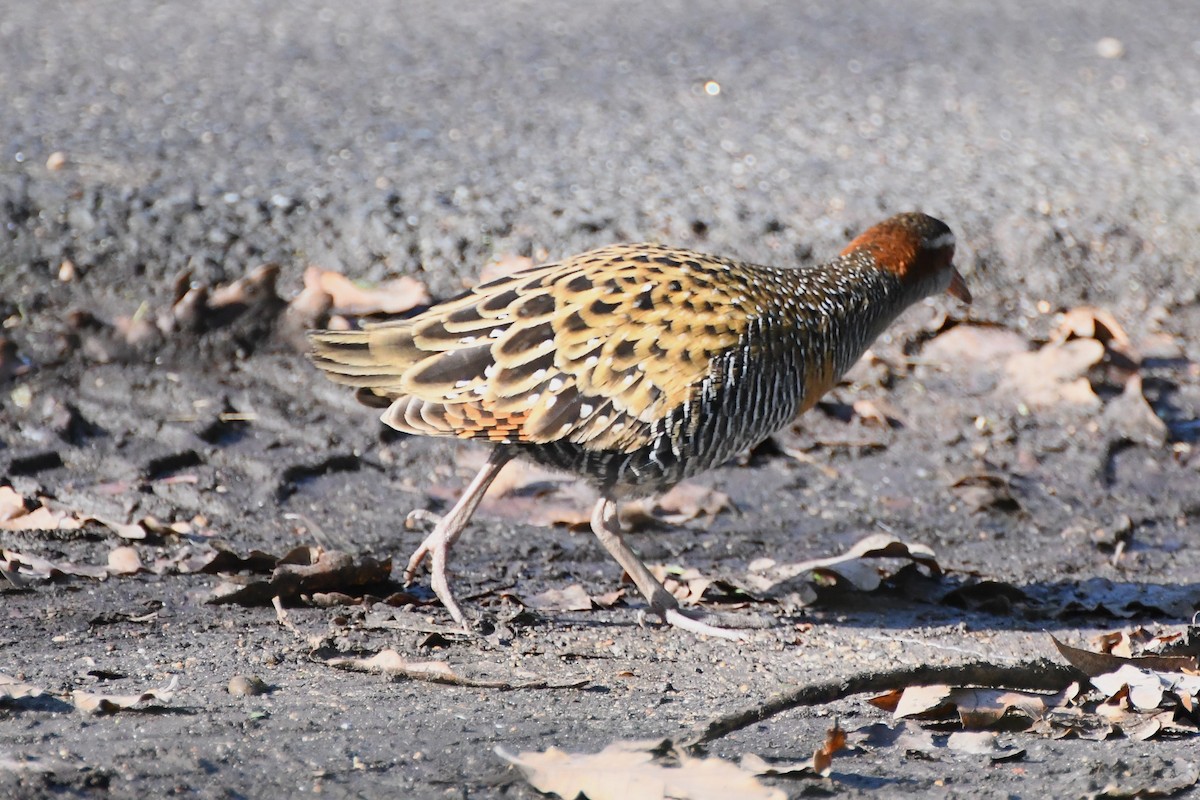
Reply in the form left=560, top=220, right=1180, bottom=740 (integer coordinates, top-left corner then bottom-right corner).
left=3, top=2, right=1200, bottom=798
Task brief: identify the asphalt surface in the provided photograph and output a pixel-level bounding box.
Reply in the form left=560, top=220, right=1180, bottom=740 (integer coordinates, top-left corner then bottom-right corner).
left=2, top=2, right=1199, bottom=798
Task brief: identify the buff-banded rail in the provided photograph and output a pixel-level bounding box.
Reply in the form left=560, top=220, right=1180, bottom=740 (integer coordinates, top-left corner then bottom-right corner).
left=309, top=212, right=971, bottom=639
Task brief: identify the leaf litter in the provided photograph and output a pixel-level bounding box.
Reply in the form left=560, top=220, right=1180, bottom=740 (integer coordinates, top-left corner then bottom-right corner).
left=70, top=676, right=180, bottom=716
left=323, top=649, right=585, bottom=690
left=745, top=532, right=940, bottom=596
left=206, top=546, right=392, bottom=606
left=858, top=629, right=1200, bottom=745
left=497, top=739, right=787, bottom=800
left=4, top=673, right=180, bottom=716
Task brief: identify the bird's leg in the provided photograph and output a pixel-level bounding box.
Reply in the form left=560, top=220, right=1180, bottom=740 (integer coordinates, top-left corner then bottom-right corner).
left=589, top=496, right=745, bottom=641
left=404, top=448, right=513, bottom=628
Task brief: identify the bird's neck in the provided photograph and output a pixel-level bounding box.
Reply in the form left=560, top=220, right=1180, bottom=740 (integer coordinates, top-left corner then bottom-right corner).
left=778, top=258, right=918, bottom=377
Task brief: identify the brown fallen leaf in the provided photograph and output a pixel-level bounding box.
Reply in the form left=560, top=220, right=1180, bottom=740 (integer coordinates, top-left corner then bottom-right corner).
left=649, top=565, right=713, bottom=607
left=920, top=324, right=1030, bottom=366
left=751, top=533, right=939, bottom=594
left=950, top=472, right=1022, bottom=513
left=497, top=740, right=786, bottom=800
left=1050, top=306, right=1135, bottom=359
left=2, top=549, right=109, bottom=581
left=851, top=398, right=903, bottom=428
left=623, top=482, right=732, bottom=528
left=1001, top=338, right=1104, bottom=410
left=1101, top=373, right=1168, bottom=447
left=0, top=490, right=147, bottom=539
left=0, top=502, right=85, bottom=532
left=0, top=486, right=27, bottom=522
left=811, top=719, right=846, bottom=776
left=523, top=583, right=594, bottom=612
left=304, top=266, right=431, bottom=315
left=207, top=547, right=392, bottom=606
left=71, top=676, right=179, bottom=715
left=739, top=752, right=823, bottom=779
left=0, top=674, right=45, bottom=702
left=1051, top=635, right=1198, bottom=677
left=107, top=547, right=143, bottom=576
left=891, top=683, right=1067, bottom=729
left=207, top=264, right=280, bottom=310
left=1090, top=665, right=1200, bottom=713
left=437, top=453, right=594, bottom=527
left=324, top=649, right=583, bottom=689
left=1030, top=707, right=1115, bottom=741
left=866, top=688, right=903, bottom=713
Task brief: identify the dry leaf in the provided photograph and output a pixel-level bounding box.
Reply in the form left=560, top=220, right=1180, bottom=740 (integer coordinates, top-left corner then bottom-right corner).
left=523, top=584, right=594, bottom=612
left=1090, top=664, right=1200, bottom=712
left=950, top=472, right=1022, bottom=513
left=107, top=547, right=143, bottom=576
left=893, top=684, right=1063, bottom=728
left=1051, top=635, right=1198, bottom=677
left=1001, top=339, right=1104, bottom=410
left=0, top=490, right=147, bottom=539
left=623, top=482, right=732, bottom=528
left=497, top=741, right=786, bottom=800
left=207, top=263, right=280, bottom=309
left=1030, top=707, right=1115, bottom=741
left=207, top=548, right=391, bottom=606
left=852, top=398, right=902, bottom=428
left=1101, top=374, right=1168, bottom=447
left=921, top=324, right=1029, bottom=365
left=739, top=752, right=819, bottom=778
left=892, top=684, right=957, bottom=720
left=2, top=549, right=109, bottom=581
left=0, top=674, right=45, bottom=702
left=304, top=267, right=431, bottom=315
left=457, top=450, right=731, bottom=530
left=755, top=533, right=939, bottom=593
left=812, top=720, right=846, bottom=776
left=325, top=649, right=581, bottom=689
left=445, top=453, right=594, bottom=527
left=1050, top=306, right=1134, bottom=355
left=949, top=688, right=1056, bottom=728
left=649, top=565, right=714, bottom=607
left=0, top=486, right=27, bottom=522
left=866, top=688, right=904, bottom=713
left=71, top=676, right=178, bottom=715
left=0, top=502, right=84, bottom=532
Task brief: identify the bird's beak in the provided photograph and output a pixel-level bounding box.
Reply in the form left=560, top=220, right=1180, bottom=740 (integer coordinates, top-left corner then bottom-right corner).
left=946, top=266, right=972, bottom=304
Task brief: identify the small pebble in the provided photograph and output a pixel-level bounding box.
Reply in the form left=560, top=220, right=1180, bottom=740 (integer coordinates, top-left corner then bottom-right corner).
left=228, top=675, right=268, bottom=697
left=1096, top=37, right=1124, bottom=59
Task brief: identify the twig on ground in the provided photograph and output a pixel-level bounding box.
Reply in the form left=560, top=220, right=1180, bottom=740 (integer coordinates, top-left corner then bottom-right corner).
left=683, top=658, right=1084, bottom=750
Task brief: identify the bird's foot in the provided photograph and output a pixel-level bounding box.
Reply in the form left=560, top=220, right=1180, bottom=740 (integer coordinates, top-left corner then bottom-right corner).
left=403, top=519, right=471, bottom=631
left=654, top=602, right=749, bottom=642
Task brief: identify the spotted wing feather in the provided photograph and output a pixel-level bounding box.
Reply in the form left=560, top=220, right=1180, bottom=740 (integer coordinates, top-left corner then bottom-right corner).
left=308, top=245, right=761, bottom=450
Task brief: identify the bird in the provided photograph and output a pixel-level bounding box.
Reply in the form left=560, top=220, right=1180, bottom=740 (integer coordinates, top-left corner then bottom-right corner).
left=308, top=212, right=971, bottom=639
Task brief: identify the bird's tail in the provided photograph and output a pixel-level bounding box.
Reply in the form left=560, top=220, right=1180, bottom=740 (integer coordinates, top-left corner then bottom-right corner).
left=307, top=324, right=423, bottom=395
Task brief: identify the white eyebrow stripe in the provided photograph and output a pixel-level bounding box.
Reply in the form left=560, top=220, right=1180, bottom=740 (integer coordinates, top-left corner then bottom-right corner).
left=926, top=232, right=956, bottom=250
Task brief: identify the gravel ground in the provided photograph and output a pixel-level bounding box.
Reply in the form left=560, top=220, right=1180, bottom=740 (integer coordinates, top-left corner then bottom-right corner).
left=2, top=2, right=1199, bottom=798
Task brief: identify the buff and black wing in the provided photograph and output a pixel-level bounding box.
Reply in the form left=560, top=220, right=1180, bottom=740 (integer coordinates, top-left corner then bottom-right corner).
left=308, top=245, right=760, bottom=453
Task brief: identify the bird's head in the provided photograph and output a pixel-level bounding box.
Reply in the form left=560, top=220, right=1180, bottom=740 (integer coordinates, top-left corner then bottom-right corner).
left=841, top=212, right=972, bottom=304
